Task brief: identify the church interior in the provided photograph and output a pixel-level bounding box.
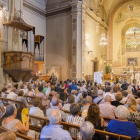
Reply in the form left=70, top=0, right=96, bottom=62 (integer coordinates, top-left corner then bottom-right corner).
left=1, top=0, right=140, bottom=87
left=0, top=0, right=140, bottom=140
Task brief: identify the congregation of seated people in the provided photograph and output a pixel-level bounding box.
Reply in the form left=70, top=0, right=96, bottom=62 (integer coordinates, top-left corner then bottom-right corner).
left=0, top=80, right=140, bottom=140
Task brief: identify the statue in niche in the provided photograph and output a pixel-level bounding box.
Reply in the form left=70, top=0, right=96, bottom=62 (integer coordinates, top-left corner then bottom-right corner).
left=129, top=5, right=134, bottom=12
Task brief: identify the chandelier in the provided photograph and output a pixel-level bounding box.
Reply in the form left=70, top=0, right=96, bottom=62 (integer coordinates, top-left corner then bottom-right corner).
left=100, top=34, right=107, bottom=46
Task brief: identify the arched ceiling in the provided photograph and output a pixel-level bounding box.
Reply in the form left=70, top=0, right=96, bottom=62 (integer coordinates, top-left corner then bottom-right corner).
left=100, top=0, right=123, bottom=16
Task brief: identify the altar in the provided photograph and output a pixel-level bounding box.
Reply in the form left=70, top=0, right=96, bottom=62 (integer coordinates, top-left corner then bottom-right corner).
left=112, top=73, right=132, bottom=83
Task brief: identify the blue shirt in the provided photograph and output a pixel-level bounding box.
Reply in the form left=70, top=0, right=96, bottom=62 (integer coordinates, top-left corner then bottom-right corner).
left=68, top=84, right=77, bottom=90
left=107, top=119, right=139, bottom=140
left=40, top=124, right=72, bottom=140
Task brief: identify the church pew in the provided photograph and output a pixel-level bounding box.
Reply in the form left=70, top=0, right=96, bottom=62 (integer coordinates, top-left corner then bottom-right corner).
left=61, top=109, right=82, bottom=116
left=0, top=126, right=35, bottom=140
left=29, top=115, right=132, bottom=140
left=102, top=117, right=138, bottom=128
left=0, top=97, right=23, bottom=112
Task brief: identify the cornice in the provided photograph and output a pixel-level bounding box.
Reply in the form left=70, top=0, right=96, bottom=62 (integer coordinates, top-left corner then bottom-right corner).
left=46, top=0, right=71, bottom=14
left=23, top=1, right=46, bottom=19
left=84, top=3, right=108, bottom=30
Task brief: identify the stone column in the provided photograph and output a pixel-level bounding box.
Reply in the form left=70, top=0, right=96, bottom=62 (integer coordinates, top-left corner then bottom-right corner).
left=70, top=0, right=85, bottom=81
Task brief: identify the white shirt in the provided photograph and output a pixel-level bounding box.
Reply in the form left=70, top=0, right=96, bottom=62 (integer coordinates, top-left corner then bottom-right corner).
left=75, top=93, right=82, bottom=103
left=7, top=92, right=18, bottom=100
left=103, top=92, right=115, bottom=101
left=29, top=106, right=44, bottom=126
left=45, top=87, right=51, bottom=96
left=62, top=103, right=71, bottom=111
left=120, top=97, right=128, bottom=104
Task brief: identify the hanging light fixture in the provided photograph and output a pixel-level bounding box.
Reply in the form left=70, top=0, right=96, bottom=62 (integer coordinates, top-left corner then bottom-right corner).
left=100, top=34, right=107, bottom=46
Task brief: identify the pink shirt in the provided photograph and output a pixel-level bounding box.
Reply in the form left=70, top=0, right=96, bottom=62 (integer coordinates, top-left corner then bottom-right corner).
left=99, top=102, right=116, bottom=119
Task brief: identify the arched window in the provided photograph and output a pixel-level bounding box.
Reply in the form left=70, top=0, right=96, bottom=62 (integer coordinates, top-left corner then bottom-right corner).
left=125, top=27, right=140, bottom=52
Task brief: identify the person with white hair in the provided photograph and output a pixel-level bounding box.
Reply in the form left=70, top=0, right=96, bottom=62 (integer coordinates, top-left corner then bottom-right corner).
left=107, top=105, right=139, bottom=139
left=46, top=96, right=66, bottom=121
left=40, top=110, right=72, bottom=140
left=93, top=90, right=104, bottom=105
left=80, top=121, right=95, bottom=140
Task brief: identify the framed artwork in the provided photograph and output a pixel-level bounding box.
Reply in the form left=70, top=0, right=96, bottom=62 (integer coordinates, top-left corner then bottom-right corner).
left=127, top=58, right=137, bottom=66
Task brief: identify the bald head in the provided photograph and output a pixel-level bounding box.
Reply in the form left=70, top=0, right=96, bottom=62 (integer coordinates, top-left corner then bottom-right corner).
left=104, top=95, right=112, bottom=102
left=51, top=96, right=59, bottom=106
left=48, top=110, right=61, bottom=125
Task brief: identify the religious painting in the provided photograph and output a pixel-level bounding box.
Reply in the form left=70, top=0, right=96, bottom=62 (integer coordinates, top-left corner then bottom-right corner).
left=114, top=1, right=140, bottom=24
left=127, top=58, right=137, bottom=66
left=125, top=27, right=140, bottom=52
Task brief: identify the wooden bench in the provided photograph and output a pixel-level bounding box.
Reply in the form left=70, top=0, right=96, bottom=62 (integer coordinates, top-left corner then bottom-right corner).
left=61, top=109, right=82, bottom=116
left=29, top=115, right=132, bottom=140
left=0, top=97, right=23, bottom=112
left=0, top=126, right=35, bottom=140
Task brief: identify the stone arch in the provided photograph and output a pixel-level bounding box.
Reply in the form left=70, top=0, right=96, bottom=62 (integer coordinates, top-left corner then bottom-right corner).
left=108, top=0, right=132, bottom=63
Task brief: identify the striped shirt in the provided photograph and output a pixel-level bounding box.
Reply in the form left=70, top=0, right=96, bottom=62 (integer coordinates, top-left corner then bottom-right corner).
left=66, top=115, right=84, bottom=138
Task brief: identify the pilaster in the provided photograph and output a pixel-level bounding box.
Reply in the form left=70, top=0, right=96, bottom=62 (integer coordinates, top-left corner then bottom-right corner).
left=70, top=1, right=85, bottom=81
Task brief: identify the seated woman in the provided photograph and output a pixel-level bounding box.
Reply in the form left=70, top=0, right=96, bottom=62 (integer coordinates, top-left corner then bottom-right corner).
left=85, top=103, right=105, bottom=140
left=81, top=96, right=93, bottom=118
left=2, top=105, right=29, bottom=134
left=29, top=98, right=44, bottom=126
left=17, top=90, right=29, bottom=108
left=27, top=86, right=35, bottom=96
left=107, top=105, right=139, bottom=140
left=66, top=103, right=84, bottom=138
left=36, top=86, right=50, bottom=108
left=127, top=98, right=140, bottom=131
left=62, top=95, right=75, bottom=111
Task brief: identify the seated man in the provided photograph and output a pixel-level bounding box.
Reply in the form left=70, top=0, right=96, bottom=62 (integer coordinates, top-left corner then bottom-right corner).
left=46, top=96, right=66, bottom=121
left=93, top=90, right=104, bottom=105
left=80, top=121, right=95, bottom=140
left=99, top=95, right=116, bottom=119
left=7, top=87, right=18, bottom=100
left=40, top=110, right=72, bottom=140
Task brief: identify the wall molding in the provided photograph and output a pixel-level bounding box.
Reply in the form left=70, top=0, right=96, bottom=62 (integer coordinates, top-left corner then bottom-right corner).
left=23, top=1, right=46, bottom=19
left=84, top=3, right=108, bottom=30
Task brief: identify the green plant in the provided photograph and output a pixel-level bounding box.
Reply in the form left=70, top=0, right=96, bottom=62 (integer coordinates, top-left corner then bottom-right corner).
left=105, top=66, right=111, bottom=74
